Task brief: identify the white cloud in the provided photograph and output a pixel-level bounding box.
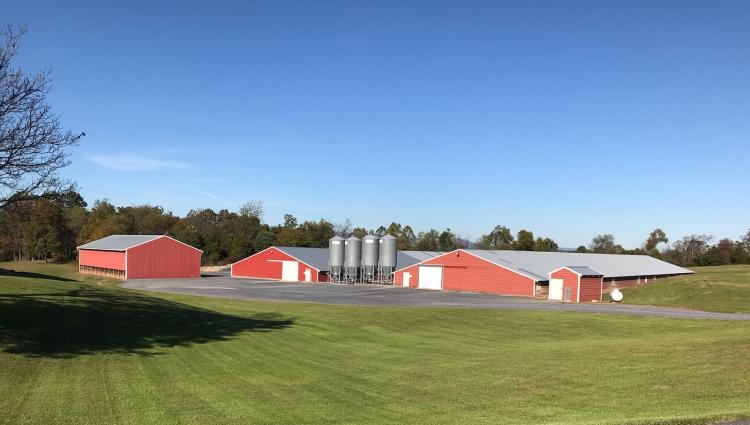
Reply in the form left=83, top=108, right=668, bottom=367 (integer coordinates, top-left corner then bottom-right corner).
left=87, top=154, right=189, bottom=171
left=198, top=190, right=233, bottom=206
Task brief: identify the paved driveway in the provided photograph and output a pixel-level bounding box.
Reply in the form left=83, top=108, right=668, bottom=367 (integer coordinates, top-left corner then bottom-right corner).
left=122, top=273, right=750, bottom=321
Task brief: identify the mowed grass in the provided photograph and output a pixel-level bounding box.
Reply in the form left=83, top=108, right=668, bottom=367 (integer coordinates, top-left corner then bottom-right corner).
left=1, top=262, right=750, bottom=425
left=623, top=265, right=750, bottom=313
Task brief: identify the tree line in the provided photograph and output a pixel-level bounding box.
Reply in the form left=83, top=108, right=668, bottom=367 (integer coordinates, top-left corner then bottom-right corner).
left=572, top=229, right=750, bottom=267
left=474, top=226, right=750, bottom=267
left=0, top=194, right=464, bottom=264
left=1, top=194, right=749, bottom=268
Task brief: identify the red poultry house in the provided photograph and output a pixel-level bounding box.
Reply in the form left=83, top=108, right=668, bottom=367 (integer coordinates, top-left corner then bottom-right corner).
left=78, top=235, right=202, bottom=279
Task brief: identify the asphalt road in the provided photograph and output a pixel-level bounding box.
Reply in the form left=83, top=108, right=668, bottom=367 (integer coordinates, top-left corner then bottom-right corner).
left=121, top=273, right=750, bottom=321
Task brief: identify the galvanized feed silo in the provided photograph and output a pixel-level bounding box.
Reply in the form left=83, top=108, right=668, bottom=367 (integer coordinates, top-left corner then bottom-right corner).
left=328, top=236, right=345, bottom=283
left=378, top=234, right=397, bottom=269
left=362, top=234, right=380, bottom=267
left=378, top=234, right=398, bottom=284
left=361, top=234, right=380, bottom=282
left=344, top=236, right=361, bottom=267
left=344, top=236, right=361, bottom=283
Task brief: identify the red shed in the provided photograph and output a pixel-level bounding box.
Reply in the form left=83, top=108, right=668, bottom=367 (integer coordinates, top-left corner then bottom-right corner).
left=231, top=247, right=329, bottom=282
left=78, top=235, right=202, bottom=279
left=548, top=266, right=604, bottom=303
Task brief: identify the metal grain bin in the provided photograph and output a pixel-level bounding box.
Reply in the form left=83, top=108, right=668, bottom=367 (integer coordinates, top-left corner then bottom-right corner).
left=344, top=236, right=362, bottom=268
left=378, top=234, right=397, bottom=269
left=328, top=236, right=345, bottom=268
left=362, top=234, right=380, bottom=267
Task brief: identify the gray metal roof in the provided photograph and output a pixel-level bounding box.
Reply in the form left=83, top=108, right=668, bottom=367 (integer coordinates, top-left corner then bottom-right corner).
left=562, top=266, right=603, bottom=276
left=274, top=247, right=443, bottom=272
left=398, top=251, right=443, bottom=269
left=77, top=235, right=163, bottom=251
left=465, top=250, right=693, bottom=281
left=276, top=247, right=330, bottom=271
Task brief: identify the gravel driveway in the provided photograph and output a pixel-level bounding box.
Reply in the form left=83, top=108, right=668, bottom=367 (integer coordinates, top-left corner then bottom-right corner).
left=122, top=273, right=750, bottom=321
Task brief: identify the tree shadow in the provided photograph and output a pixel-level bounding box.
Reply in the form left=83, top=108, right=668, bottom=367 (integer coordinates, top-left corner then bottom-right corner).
left=0, top=286, right=294, bottom=358
left=0, top=268, right=77, bottom=282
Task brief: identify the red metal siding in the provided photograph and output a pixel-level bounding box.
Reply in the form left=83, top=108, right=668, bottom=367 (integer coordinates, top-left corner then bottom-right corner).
left=79, top=249, right=126, bottom=270
left=394, top=264, right=420, bottom=288
left=231, top=247, right=320, bottom=282
left=394, top=250, right=535, bottom=296
left=551, top=268, right=579, bottom=302
left=579, top=276, right=602, bottom=302
left=126, top=237, right=202, bottom=279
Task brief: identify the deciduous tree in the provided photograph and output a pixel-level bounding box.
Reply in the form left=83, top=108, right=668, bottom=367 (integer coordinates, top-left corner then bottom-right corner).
left=716, top=238, right=733, bottom=265
left=476, top=225, right=514, bottom=250
left=239, top=200, right=264, bottom=221
left=589, top=234, right=623, bottom=254
left=534, top=237, right=558, bottom=252
left=645, top=228, right=668, bottom=252
left=438, top=228, right=458, bottom=251
left=416, top=229, right=440, bottom=251
left=512, top=230, right=535, bottom=251
left=351, top=227, right=368, bottom=239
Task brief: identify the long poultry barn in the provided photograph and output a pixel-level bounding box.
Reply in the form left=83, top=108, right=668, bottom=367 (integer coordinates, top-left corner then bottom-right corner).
left=78, top=235, right=202, bottom=279
left=231, top=243, right=692, bottom=303
left=231, top=246, right=440, bottom=282
left=393, top=249, right=692, bottom=302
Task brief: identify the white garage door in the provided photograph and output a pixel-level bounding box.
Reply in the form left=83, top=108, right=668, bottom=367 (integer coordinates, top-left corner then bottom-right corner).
left=549, top=278, right=563, bottom=300
left=418, top=266, right=443, bottom=290
left=281, top=261, right=299, bottom=281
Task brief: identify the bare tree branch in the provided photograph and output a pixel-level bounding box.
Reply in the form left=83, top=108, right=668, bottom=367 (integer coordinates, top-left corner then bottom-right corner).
left=0, top=25, right=84, bottom=210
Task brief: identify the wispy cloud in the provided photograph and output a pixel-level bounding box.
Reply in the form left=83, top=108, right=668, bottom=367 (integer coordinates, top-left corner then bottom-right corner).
left=87, top=154, right=190, bottom=171
left=198, top=190, right=233, bottom=206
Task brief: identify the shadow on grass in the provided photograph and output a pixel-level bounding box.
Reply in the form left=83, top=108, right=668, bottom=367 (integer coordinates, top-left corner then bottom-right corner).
left=0, top=286, right=294, bottom=358
left=0, top=268, right=77, bottom=282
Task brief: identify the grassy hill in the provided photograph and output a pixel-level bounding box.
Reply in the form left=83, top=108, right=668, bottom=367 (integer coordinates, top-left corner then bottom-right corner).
left=622, top=265, right=750, bottom=313
left=1, top=261, right=750, bottom=425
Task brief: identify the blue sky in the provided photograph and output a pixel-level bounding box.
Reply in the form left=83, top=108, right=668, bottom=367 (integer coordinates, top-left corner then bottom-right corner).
left=5, top=0, right=749, bottom=248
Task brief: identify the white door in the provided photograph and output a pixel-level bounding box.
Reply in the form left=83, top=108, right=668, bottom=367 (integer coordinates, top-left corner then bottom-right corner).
left=549, top=278, right=563, bottom=300
left=281, top=261, right=299, bottom=281
left=403, top=272, right=411, bottom=287
left=303, top=269, right=312, bottom=282
left=418, top=266, right=443, bottom=290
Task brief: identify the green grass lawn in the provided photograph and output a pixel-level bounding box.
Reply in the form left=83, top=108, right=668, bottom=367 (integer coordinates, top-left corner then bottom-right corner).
left=1, top=261, right=750, bottom=425
left=622, top=265, right=750, bottom=314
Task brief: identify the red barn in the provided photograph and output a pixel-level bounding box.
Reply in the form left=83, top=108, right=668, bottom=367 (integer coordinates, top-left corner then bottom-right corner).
left=78, top=235, right=202, bottom=279
left=394, top=250, right=537, bottom=296
left=231, top=247, right=441, bottom=283
left=548, top=266, right=603, bottom=303
left=231, top=247, right=329, bottom=282
left=393, top=249, right=692, bottom=302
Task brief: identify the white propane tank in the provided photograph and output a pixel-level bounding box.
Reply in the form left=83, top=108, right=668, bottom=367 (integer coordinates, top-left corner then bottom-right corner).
left=611, top=288, right=624, bottom=302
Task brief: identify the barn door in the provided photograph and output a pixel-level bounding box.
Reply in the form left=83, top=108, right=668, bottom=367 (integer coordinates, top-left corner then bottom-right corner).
left=418, top=266, right=443, bottom=290
left=563, top=286, right=572, bottom=302
left=549, top=279, right=563, bottom=300
left=281, top=261, right=299, bottom=281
